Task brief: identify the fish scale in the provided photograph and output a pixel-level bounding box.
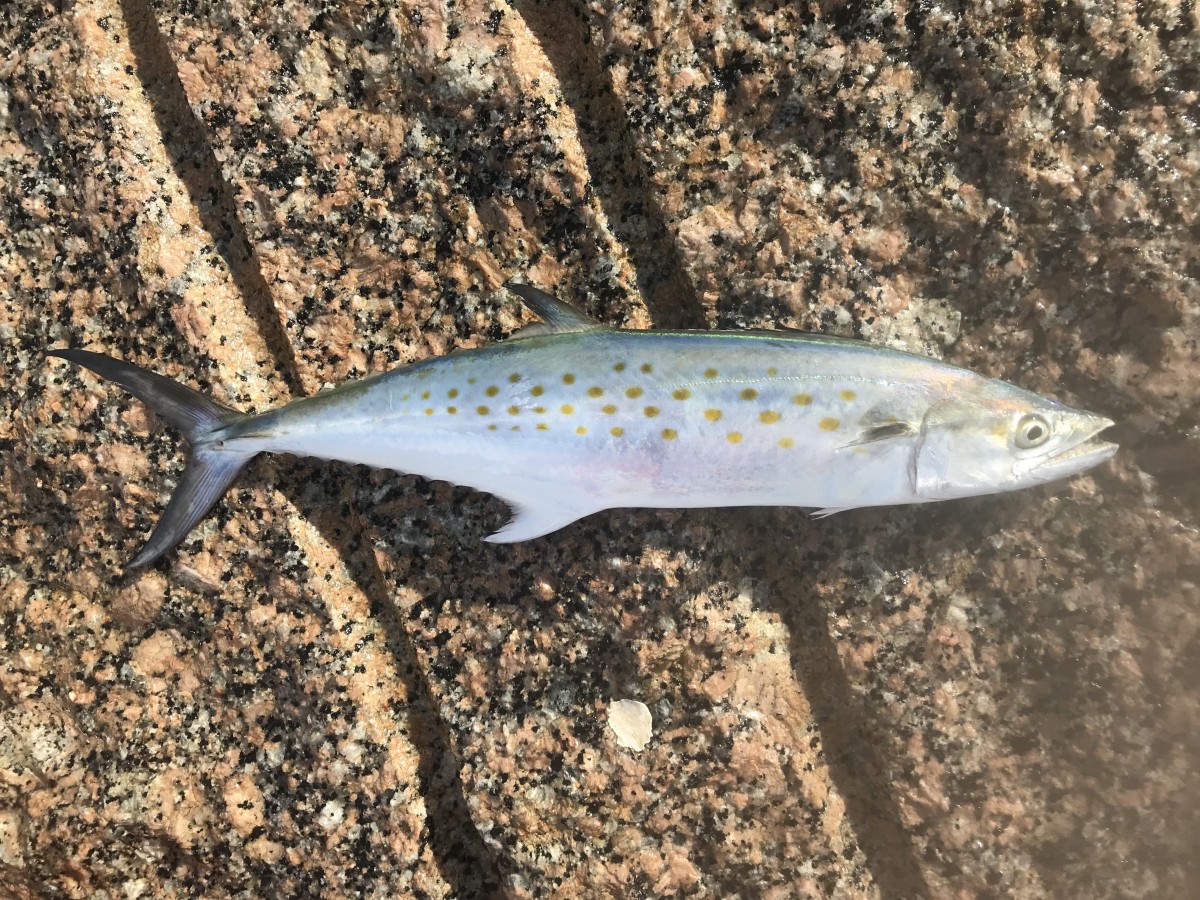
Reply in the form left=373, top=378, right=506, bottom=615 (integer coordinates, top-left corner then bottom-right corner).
left=49, top=282, right=1117, bottom=569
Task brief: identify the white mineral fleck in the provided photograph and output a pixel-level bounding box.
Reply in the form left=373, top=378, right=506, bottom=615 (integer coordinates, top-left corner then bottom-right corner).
left=317, top=800, right=345, bottom=830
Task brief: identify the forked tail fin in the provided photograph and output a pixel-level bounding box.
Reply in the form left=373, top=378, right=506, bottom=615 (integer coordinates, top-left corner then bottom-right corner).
left=48, top=349, right=257, bottom=570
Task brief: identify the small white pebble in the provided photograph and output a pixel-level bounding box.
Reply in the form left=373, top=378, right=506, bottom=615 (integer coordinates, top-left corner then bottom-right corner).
left=607, top=699, right=653, bottom=751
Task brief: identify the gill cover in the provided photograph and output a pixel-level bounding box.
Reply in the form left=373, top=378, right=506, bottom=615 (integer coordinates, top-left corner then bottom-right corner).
left=912, top=400, right=1006, bottom=501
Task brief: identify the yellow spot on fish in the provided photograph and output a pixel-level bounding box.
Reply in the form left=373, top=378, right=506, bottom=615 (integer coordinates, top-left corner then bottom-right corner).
left=485, top=385, right=499, bottom=397
left=993, top=422, right=1009, bottom=438
left=507, top=406, right=520, bottom=415
left=587, top=386, right=604, bottom=397
left=448, top=407, right=458, bottom=414
left=562, top=373, right=576, bottom=384
left=820, top=417, right=840, bottom=431
left=644, top=406, right=660, bottom=418
left=793, top=393, right=813, bottom=406
left=401, top=394, right=410, bottom=402
left=602, top=404, right=618, bottom=414
left=534, top=406, right=546, bottom=414
left=672, top=388, right=691, bottom=401
left=561, top=404, right=575, bottom=414
left=840, top=389, right=857, bottom=402
left=626, top=386, right=644, bottom=399
left=778, top=437, right=795, bottom=449
left=611, top=427, right=624, bottom=437
left=727, top=432, right=743, bottom=444
left=421, top=391, right=430, bottom=400
left=537, top=423, right=548, bottom=431
left=705, top=408, right=723, bottom=422
left=613, top=362, right=627, bottom=372
left=661, top=428, right=678, bottom=440
left=640, top=363, right=653, bottom=374
left=448, top=388, right=459, bottom=399
left=487, top=424, right=497, bottom=431
left=531, top=385, right=545, bottom=396
left=424, top=408, right=434, bottom=415
left=477, top=406, right=490, bottom=415
left=576, top=426, right=588, bottom=435
left=509, top=373, right=521, bottom=383
left=740, top=388, right=758, bottom=401
left=759, top=410, right=781, bottom=425
left=511, top=425, right=520, bottom=431
left=704, top=368, right=718, bottom=378
left=767, top=367, right=778, bottom=376
left=468, top=378, right=477, bottom=385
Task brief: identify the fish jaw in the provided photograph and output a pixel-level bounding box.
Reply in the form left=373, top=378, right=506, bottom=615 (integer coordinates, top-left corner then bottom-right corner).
left=1010, top=413, right=1117, bottom=485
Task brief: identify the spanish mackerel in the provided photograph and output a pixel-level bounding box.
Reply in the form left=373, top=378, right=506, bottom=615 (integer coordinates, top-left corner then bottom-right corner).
left=50, top=282, right=1117, bottom=569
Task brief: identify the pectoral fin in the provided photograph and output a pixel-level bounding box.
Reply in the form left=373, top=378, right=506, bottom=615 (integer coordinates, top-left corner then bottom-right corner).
left=840, top=420, right=915, bottom=450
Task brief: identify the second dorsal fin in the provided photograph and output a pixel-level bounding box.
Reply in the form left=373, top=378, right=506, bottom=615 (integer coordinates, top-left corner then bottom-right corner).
left=505, top=281, right=607, bottom=334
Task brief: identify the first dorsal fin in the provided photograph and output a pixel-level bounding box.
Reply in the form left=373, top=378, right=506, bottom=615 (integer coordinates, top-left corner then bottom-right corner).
left=505, top=281, right=606, bottom=334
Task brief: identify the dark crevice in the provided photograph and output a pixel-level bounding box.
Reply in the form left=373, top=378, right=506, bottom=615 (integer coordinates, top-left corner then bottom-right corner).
left=118, top=0, right=305, bottom=399
left=516, top=0, right=709, bottom=331
left=302, top=491, right=506, bottom=897
left=735, top=515, right=933, bottom=900
left=119, top=2, right=505, bottom=893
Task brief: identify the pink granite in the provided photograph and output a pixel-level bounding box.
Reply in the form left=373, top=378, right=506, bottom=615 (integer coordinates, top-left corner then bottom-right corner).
left=2, top=0, right=1197, bottom=896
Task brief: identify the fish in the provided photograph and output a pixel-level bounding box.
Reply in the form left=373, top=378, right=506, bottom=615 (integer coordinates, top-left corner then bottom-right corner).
left=48, top=282, right=1117, bottom=569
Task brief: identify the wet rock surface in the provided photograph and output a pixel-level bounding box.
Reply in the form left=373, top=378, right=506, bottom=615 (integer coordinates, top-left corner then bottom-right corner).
left=2, top=0, right=1197, bottom=897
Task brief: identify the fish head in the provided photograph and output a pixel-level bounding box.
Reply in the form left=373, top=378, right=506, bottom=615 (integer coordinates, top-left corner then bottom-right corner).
left=912, top=384, right=1117, bottom=501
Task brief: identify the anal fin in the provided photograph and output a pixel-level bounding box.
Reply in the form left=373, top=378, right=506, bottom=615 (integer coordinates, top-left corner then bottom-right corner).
left=484, top=499, right=595, bottom=543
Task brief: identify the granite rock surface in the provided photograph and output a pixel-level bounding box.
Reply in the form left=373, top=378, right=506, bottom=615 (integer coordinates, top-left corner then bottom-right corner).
left=2, top=0, right=1198, bottom=897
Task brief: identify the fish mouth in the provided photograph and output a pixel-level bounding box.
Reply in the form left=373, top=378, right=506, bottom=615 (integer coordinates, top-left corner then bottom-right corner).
left=1042, top=416, right=1118, bottom=473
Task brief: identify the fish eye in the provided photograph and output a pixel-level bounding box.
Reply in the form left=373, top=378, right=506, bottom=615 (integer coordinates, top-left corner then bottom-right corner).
left=1014, top=413, right=1051, bottom=449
